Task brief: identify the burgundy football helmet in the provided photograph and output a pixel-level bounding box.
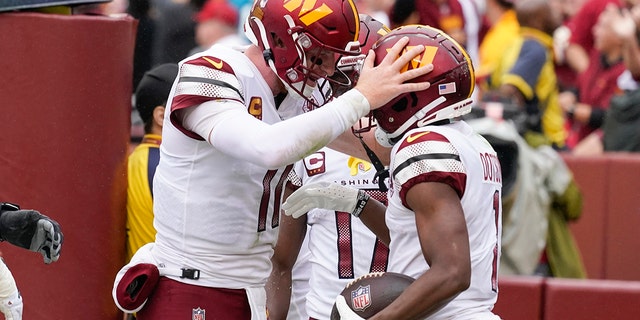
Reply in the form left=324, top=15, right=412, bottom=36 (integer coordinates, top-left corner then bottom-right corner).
left=245, top=0, right=361, bottom=103
left=364, top=24, right=476, bottom=147
left=330, top=14, right=391, bottom=97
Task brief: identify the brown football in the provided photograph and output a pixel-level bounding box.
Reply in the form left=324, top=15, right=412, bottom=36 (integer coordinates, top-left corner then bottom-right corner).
left=330, top=272, right=415, bottom=319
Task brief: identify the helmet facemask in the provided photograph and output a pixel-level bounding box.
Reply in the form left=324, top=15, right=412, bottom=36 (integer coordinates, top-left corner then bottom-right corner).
left=245, top=0, right=361, bottom=108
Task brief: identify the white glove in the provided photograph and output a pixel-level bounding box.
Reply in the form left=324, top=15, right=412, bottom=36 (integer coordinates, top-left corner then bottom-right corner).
left=0, top=259, right=23, bottom=320
left=335, top=295, right=364, bottom=320
left=282, top=182, right=369, bottom=218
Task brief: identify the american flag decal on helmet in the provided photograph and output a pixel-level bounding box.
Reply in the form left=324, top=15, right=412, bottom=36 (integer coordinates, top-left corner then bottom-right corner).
left=351, top=285, right=372, bottom=311
left=438, top=82, right=457, bottom=95
left=192, top=307, right=205, bottom=320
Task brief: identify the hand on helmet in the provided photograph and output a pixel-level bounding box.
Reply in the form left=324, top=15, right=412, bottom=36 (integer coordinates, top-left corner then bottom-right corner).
left=282, top=182, right=369, bottom=218
left=0, top=204, right=63, bottom=264
left=356, top=36, right=433, bottom=110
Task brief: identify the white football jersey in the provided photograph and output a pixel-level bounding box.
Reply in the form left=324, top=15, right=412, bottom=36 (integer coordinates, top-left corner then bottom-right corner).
left=291, top=147, right=390, bottom=319
left=151, top=44, right=316, bottom=289
left=386, top=121, right=502, bottom=319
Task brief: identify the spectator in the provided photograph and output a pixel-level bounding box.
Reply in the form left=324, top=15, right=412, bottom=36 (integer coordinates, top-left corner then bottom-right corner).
left=389, top=0, right=419, bottom=28
left=126, top=63, right=178, bottom=262
left=551, top=0, right=587, bottom=92
left=111, top=1, right=432, bottom=318
left=477, top=0, right=519, bottom=84
left=124, top=63, right=178, bottom=320
left=389, top=0, right=467, bottom=47
left=468, top=116, right=586, bottom=279
left=573, top=3, right=640, bottom=154
left=151, top=0, right=197, bottom=66
left=563, top=0, right=622, bottom=75
left=190, top=0, right=247, bottom=55
left=459, top=0, right=483, bottom=68
left=560, top=6, right=627, bottom=150
left=483, top=0, right=568, bottom=149
left=128, top=0, right=156, bottom=91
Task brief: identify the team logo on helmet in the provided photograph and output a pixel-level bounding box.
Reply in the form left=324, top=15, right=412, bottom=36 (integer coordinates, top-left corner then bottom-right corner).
left=283, top=0, right=333, bottom=26
left=351, top=285, right=372, bottom=311
left=396, top=46, right=438, bottom=73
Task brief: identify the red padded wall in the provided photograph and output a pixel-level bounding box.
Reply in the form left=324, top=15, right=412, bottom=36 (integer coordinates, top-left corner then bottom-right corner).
left=493, top=276, right=545, bottom=320
left=604, top=154, right=640, bottom=280
left=563, top=155, right=609, bottom=279
left=544, top=278, right=640, bottom=320
left=0, top=12, right=135, bottom=319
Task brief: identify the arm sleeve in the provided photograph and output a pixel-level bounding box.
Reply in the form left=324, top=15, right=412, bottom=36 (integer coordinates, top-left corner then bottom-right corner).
left=182, top=89, right=370, bottom=169
left=0, top=259, right=18, bottom=299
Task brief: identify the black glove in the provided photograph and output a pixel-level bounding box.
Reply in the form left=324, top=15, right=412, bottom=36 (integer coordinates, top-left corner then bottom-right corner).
left=0, top=203, right=63, bottom=264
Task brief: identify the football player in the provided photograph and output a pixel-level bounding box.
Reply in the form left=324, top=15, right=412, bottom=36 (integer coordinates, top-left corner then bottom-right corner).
left=267, top=15, right=393, bottom=320
left=0, top=202, right=64, bottom=320
left=283, top=25, right=503, bottom=319
left=111, top=0, right=434, bottom=318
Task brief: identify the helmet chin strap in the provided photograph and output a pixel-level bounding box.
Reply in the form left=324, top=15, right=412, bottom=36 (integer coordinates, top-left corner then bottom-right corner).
left=356, top=135, right=390, bottom=192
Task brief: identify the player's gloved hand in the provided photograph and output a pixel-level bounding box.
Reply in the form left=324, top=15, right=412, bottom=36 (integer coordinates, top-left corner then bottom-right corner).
left=0, top=259, right=23, bottom=320
left=282, top=182, right=369, bottom=218
left=335, top=295, right=365, bottom=320
left=0, top=203, right=64, bottom=264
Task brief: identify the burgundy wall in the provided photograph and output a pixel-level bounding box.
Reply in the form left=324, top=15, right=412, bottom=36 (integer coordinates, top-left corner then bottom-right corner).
left=0, top=12, right=135, bottom=319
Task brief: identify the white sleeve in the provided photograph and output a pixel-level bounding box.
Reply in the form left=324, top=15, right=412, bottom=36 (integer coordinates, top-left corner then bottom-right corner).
left=182, top=89, right=370, bottom=169
left=0, top=259, right=22, bottom=319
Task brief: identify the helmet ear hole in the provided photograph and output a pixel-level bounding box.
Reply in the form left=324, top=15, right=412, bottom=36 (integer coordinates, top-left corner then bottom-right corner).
left=271, top=33, right=285, bottom=48
left=391, top=96, right=408, bottom=112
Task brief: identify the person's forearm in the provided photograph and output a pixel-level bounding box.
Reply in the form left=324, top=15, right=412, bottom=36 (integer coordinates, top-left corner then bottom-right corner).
left=565, top=44, right=590, bottom=74
left=622, top=35, right=640, bottom=80
left=209, top=90, right=370, bottom=169
left=359, top=199, right=390, bottom=245
left=265, top=267, right=293, bottom=320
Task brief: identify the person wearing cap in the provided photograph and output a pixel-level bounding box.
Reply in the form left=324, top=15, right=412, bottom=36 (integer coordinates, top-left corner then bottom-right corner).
left=126, top=63, right=179, bottom=263
left=190, top=0, right=248, bottom=55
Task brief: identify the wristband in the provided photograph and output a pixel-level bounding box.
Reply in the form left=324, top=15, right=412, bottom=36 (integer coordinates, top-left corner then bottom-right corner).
left=0, top=202, right=20, bottom=242
left=351, top=190, right=370, bottom=218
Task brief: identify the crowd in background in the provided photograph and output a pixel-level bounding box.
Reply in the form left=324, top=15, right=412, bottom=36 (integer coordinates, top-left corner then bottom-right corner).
left=69, top=0, right=640, bottom=155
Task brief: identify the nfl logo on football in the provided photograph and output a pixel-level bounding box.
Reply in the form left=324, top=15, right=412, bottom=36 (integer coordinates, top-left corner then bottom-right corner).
left=351, top=285, right=371, bottom=311
left=192, top=307, right=205, bottom=320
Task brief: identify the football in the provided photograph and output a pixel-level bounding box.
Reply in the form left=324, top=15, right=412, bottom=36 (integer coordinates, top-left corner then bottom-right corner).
left=330, top=272, right=415, bottom=319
